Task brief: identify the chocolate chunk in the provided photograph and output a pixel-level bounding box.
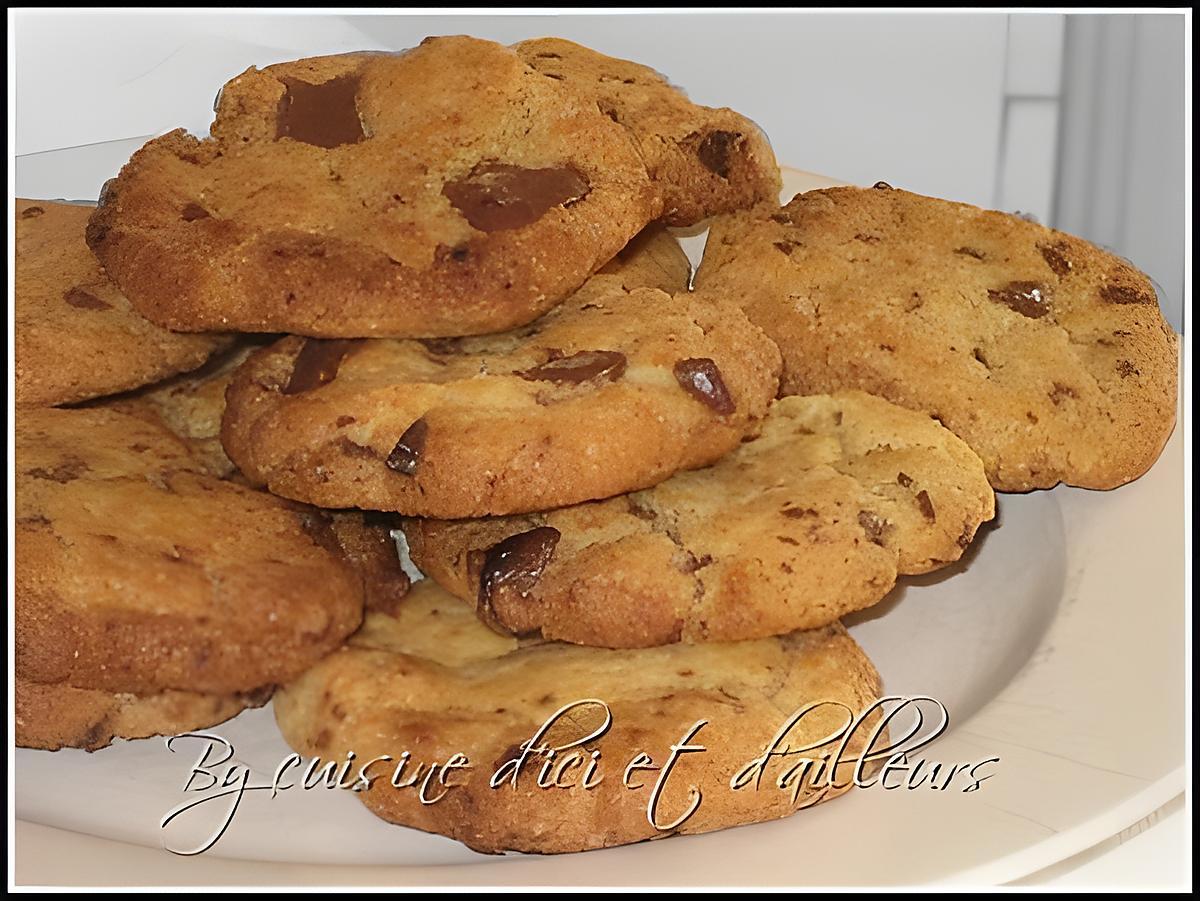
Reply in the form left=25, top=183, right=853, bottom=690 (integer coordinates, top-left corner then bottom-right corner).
left=873, top=181, right=893, bottom=190
left=520, top=350, right=626, bottom=385
left=954, top=246, right=986, bottom=260
left=276, top=74, right=365, bottom=149
left=476, top=527, right=561, bottom=621
left=673, top=358, right=735, bottom=415
left=627, top=497, right=657, bottom=521
left=282, top=339, right=360, bottom=395
left=97, top=178, right=117, bottom=207
left=988, top=281, right=1051, bottom=319
left=20, top=206, right=44, bottom=219
left=858, top=511, right=888, bottom=546
left=697, top=130, right=739, bottom=178
left=897, top=471, right=913, bottom=489
left=335, top=436, right=378, bottom=459
left=915, top=490, right=936, bottom=522
left=386, top=418, right=428, bottom=475
left=419, top=337, right=466, bottom=356
left=1100, top=283, right=1154, bottom=306
left=782, top=507, right=818, bottom=519
left=774, top=241, right=799, bottom=255
left=679, top=551, right=713, bottom=573
left=27, top=458, right=90, bottom=483
left=1039, top=242, right=1072, bottom=277
left=335, top=415, right=356, bottom=427
left=63, top=287, right=111, bottom=311
left=181, top=203, right=210, bottom=221
left=443, top=162, right=590, bottom=232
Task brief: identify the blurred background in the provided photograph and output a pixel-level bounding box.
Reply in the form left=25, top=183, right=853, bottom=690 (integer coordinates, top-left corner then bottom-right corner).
left=12, top=11, right=1187, bottom=330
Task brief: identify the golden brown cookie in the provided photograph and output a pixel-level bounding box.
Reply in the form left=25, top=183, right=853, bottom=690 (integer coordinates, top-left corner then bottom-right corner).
left=15, top=678, right=269, bottom=752
left=221, top=243, right=780, bottom=517
left=405, top=392, right=994, bottom=648
left=15, top=407, right=365, bottom=697
left=514, top=38, right=781, bottom=225
left=15, top=199, right=228, bottom=407
left=695, top=185, right=1179, bottom=491
left=87, top=37, right=664, bottom=338
left=274, top=580, right=883, bottom=854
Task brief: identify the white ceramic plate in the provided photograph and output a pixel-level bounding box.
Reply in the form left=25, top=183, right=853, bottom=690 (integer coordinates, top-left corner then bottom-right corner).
left=13, top=157, right=1185, bottom=886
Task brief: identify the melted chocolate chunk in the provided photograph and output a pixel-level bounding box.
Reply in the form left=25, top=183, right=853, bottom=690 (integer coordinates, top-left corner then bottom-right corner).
left=1100, top=283, right=1154, bottom=306
left=386, top=418, right=428, bottom=475
left=181, top=203, right=210, bottom=221
left=63, top=287, right=111, bottom=311
left=673, top=358, right=735, bottom=415
left=27, top=458, right=90, bottom=483
left=697, top=130, right=739, bottom=179
left=1039, top=242, right=1072, bottom=277
left=988, top=281, right=1051, bottom=319
left=21, top=206, right=44, bottom=219
left=679, top=551, right=713, bottom=573
left=520, top=350, right=626, bottom=385
left=443, top=162, right=589, bottom=232
left=774, top=240, right=799, bottom=255
left=858, top=510, right=888, bottom=546
left=336, top=437, right=378, bottom=459
left=282, top=339, right=360, bottom=395
left=897, top=471, right=914, bottom=489
left=954, top=246, right=986, bottom=260
left=276, top=74, right=365, bottom=149
left=916, top=490, right=936, bottom=522
left=476, top=527, right=561, bottom=620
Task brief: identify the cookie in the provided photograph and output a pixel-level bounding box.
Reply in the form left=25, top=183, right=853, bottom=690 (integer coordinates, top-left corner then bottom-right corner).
left=405, top=392, right=994, bottom=647
left=15, top=407, right=365, bottom=696
left=105, top=342, right=411, bottom=614
left=15, top=678, right=269, bottom=752
left=695, top=185, right=1179, bottom=491
left=221, top=249, right=780, bottom=518
left=514, top=38, right=781, bottom=225
left=274, top=579, right=883, bottom=854
left=14, top=199, right=229, bottom=407
left=86, top=37, right=664, bottom=338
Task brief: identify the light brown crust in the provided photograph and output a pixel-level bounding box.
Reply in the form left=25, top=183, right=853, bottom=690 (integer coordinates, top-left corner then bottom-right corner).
left=514, top=37, right=782, bottom=225
left=695, top=185, right=1179, bottom=491
left=221, top=251, right=781, bottom=518
left=273, top=581, right=883, bottom=854
left=86, top=38, right=663, bottom=338
left=15, top=678, right=269, bottom=752
left=15, top=407, right=365, bottom=695
left=14, top=200, right=229, bottom=407
left=405, top=392, right=995, bottom=647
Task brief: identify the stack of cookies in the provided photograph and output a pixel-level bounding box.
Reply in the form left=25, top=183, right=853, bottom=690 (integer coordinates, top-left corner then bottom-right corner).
left=15, top=35, right=1178, bottom=855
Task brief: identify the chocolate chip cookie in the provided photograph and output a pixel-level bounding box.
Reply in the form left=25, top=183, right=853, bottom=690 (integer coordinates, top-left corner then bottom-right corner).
left=405, top=392, right=994, bottom=647
left=87, top=37, right=663, bottom=338
left=221, top=244, right=780, bottom=517
left=274, top=579, right=883, bottom=854
left=15, top=199, right=229, bottom=407
left=15, top=407, right=366, bottom=710
left=695, top=185, right=1179, bottom=491
left=514, top=38, right=781, bottom=225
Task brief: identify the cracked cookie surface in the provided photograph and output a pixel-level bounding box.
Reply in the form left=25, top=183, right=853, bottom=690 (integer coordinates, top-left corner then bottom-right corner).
left=695, top=185, right=1179, bottom=491
left=15, top=406, right=366, bottom=703
left=514, top=37, right=781, bottom=226
left=404, top=391, right=995, bottom=647
left=15, top=199, right=229, bottom=407
left=221, top=231, right=780, bottom=517
left=274, top=579, right=882, bottom=854
left=86, top=36, right=662, bottom=338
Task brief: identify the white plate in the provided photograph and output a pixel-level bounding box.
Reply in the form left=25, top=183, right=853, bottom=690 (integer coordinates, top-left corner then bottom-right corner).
left=13, top=159, right=1185, bottom=886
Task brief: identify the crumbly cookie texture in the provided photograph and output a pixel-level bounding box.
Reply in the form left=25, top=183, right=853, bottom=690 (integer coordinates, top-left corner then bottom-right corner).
left=86, top=37, right=663, bottom=338
left=695, top=185, right=1179, bottom=491
left=221, top=237, right=780, bottom=518
left=15, top=407, right=365, bottom=697
left=15, top=678, right=269, bottom=752
left=14, top=199, right=229, bottom=407
left=105, top=342, right=411, bottom=614
left=405, top=392, right=995, bottom=648
left=514, top=37, right=782, bottom=225
left=274, top=580, right=883, bottom=854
